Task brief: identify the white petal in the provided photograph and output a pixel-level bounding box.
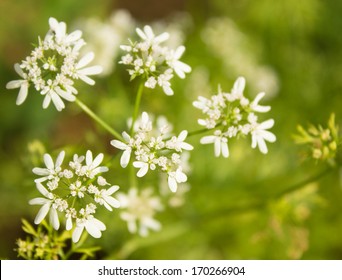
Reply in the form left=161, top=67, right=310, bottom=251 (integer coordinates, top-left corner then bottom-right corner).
left=42, top=94, right=51, bottom=109
left=29, top=197, right=50, bottom=205
left=86, top=150, right=93, bottom=166
left=106, top=185, right=120, bottom=195
left=55, top=151, right=65, bottom=168
left=36, top=182, right=50, bottom=197
left=221, top=141, right=229, bottom=158
left=50, top=207, right=60, bottom=230
left=259, top=119, right=275, bottom=130
left=43, top=153, right=54, bottom=169
left=136, top=27, right=147, bottom=40
left=163, top=85, right=173, bottom=96
left=174, top=46, right=185, bottom=59
left=14, top=63, right=25, bottom=78
left=78, top=74, right=95, bottom=85
left=200, top=135, right=215, bottom=144
left=155, top=32, right=170, bottom=43
left=110, top=140, right=127, bottom=150
left=77, top=65, right=103, bottom=76
left=66, top=30, right=82, bottom=43
left=50, top=91, right=65, bottom=111
left=55, top=87, right=75, bottom=102
left=6, top=80, right=23, bottom=89
left=72, top=225, right=84, bottom=243
left=32, top=167, right=50, bottom=176
left=214, top=138, right=221, bottom=157
left=175, top=170, right=187, bottom=183
left=66, top=216, right=73, bottom=231
left=34, top=203, right=51, bottom=224
left=120, top=149, right=131, bottom=168
left=104, top=196, right=120, bottom=209
left=233, top=76, right=245, bottom=94
left=16, top=82, right=29, bottom=105
left=257, top=138, right=268, bottom=154
left=261, top=131, right=277, bottom=143
left=76, top=52, right=94, bottom=69
left=168, top=176, right=178, bottom=192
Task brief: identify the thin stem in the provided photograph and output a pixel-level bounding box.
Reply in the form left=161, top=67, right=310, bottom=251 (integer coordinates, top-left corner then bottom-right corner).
left=130, top=82, right=144, bottom=135
left=75, top=98, right=123, bottom=141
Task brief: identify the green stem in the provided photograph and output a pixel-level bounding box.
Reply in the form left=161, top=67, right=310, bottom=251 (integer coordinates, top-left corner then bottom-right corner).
left=130, top=82, right=144, bottom=135
left=75, top=98, right=123, bottom=141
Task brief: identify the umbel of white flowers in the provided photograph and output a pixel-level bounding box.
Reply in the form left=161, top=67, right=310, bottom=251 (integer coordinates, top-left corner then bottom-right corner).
left=111, top=112, right=193, bottom=193
left=193, top=76, right=276, bottom=157
left=30, top=150, right=120, bottom=243
left=6, top=17, right=102, bottom=111
left=119, top=25, right=191, bottom=95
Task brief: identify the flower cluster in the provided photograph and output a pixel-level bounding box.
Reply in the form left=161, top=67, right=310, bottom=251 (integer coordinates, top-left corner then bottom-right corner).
left=30, top=150, right=120, bottom=243
left=293, top=113, right=339, bottom=166
left=193, top=76, right=276, bottom=157
left=119, top=25, right=191, bottom=95
left=111, top=112, right=193, bottom=192
left=117, top=188, right=163, bottom=236
left=6, top=17, right=102, bottom=111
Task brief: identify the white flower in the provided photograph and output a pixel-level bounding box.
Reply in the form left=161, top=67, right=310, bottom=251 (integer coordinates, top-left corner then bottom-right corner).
left=167, top=167, right=188, bottom=193
left=118, top=188, right=163, bottom=237
left=72, top=216, right=106, bottom=243
left=6, top=17, right=102, bottom=111
left=200, top=130, right=229, bottom=158
left=110, top=132, right=133, bottom=168
left=29, top=182, right=60, bottom=230
left=166, top=130, right=193, bottom=152
left=133, top=160, right=156, bottom=177
left=6, top=64, right=29, bottom=105
left=84, top=150, right=108, bottom=178
left=157, top=70, right=174, bottom=96
left=166, top=46, right=191, bottom=79
left=32, top=151, right=65, bottom=183
left=95, top=185, right=121, bottom=211
left=250, top=119, right=276, bottom=154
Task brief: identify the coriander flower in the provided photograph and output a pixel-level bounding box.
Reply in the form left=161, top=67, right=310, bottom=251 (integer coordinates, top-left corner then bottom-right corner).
left=167, top=167, right=187, bottom=193
left=6, top=17, right=102, bottom=111
left=29, top=150, right=120, bottom=242
left=72, top=204, right=106, bottom=243
left=118, top=188, right=163, bottom=236
left=200, top=130, right=229, bottom=158
left=110, top=132, right=133, bottom=168
left=194, top=76, right=276, bottom=157
left=250, top=119, right=276, bottom=154
left=95, top=185, right=121, bottom=211
left=32, top=151, right=65, bottom=183
left=83, top=150, right=108, bottom=178
left=119, top=25, right=191, bottom=95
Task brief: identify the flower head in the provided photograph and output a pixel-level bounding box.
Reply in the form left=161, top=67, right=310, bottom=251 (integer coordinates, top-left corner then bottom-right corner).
left=194, top=77, right=276, bottom=157
left=119, top=25, right=191, bottom=95
left=29, top=150, right=120, bottom=242
left=6, top=17, right=102, bottom=111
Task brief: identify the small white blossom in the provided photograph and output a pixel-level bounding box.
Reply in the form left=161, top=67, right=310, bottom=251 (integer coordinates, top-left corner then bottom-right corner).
left=200, top=130, right=229, bottom=158
left=32, top=151, right=65, bottom=183
left=110, top=132, right=133, bottom=168
left=84, top=150, right=108, bottom=178
left=250, top=119, right=276, bottom=154
left=118, top=188, right=163, bottom=236
left=95, top=185, right=120, bottom=211
left=72, top=215, right=106, bottom=243
left=167, top=167, right=187, bottom=193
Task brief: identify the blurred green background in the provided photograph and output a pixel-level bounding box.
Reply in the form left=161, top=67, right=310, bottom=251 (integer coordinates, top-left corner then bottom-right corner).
left=1, top=0, right=342, bottom=259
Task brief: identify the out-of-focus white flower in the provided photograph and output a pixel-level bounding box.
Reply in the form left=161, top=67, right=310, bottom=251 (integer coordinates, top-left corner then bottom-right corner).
left=118, top=188, right=163, bottom=237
